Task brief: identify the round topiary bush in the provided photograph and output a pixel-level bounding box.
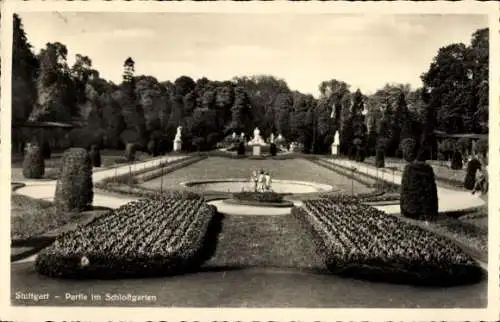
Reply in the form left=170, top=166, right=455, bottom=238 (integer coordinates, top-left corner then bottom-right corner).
left=89, top=145, right=101, bottom=167
left=41, top=141, right=51, bottom=159
left=124, top=143, right=137, bottom=162
left=400, top=162, right=438, bottom=220
left=375, top=149, right=385, bottom=168
left=54, top=148, right=93, bottom=213
left=270, top=143, right=277, bottom=156
left=451, top=150, right=463, bottom=170
left=22, top=144, right=45, bottom=179
left=464, top=158, right=482, bottom=190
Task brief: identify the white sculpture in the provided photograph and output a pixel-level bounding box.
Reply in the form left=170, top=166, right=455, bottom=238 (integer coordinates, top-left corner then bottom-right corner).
left=232, top=132, right=237, bottom=140
left=270, top=133, right=275, bottom=144
left=331, top=130, right=340, bottom=155
left=173, top=126, right=182, bottom=152
left=247, top=127, right=268, bottom=156
left=334, top=131, right=340, bottom=145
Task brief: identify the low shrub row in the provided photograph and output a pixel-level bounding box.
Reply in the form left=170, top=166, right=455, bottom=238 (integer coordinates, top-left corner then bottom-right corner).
left=296, top=198, right=483, bottom=285
left=133, top=156, right=206, bottom=183
left=35, top=196, right=216, bottom=278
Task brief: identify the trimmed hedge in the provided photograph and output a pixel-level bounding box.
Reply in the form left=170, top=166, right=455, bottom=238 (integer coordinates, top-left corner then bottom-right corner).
left=464, top=158, right=482, bottom=190
left=400, top=162, right=438, bottom=220
left=54, top=148, right=94, bottom=213
left=89, top=145, right=101, bottom=167
left=22, top=145, right=45, bottom=179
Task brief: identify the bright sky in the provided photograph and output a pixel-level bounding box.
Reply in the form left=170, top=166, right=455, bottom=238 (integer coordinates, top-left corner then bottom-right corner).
left=18, top=12, right=487, bottom=97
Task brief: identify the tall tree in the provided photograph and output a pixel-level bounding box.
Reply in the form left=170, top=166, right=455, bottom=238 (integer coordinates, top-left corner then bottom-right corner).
left=12, top=14, right=38, bottom=123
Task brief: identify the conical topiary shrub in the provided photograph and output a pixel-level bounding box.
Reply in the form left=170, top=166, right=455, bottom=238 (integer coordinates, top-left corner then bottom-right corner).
left=375, top=149, right=385, bottom=168
left=237, top=142, right=245, bottom=155
left=147, top=140, right=156, bottom=156
left=124, top=143, right=137, bottom=162
left=400, top=162, right=438, bottom=220
left=22, top=144, right=45, bottom=179
left=41, top=141, right=51, bottom=159
left=54, top=148, right=93, bottom=213
left=89, top=144, right=101, bottom=167
left=464, top=158, right=482, bottom=190
left=451, top=151, right=463, bottom=170
left=270, top=143, right=277, bottom=156
left=400, top=138, right=417, bottom=162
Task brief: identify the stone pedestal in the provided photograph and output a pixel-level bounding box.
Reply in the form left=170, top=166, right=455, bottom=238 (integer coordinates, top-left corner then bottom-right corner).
left=173, top=139, right=182, bottom=152
left=253, top=146, right=261, bottom=156
left=331, top=144, right=338, bottom=156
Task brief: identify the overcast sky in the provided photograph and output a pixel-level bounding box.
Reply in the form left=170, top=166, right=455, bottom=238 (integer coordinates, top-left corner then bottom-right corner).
left=18, top=12, right=487, bottom=97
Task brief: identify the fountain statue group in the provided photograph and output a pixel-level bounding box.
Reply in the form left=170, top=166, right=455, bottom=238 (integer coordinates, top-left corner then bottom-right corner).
left=250, top=169, right=273, bottom=192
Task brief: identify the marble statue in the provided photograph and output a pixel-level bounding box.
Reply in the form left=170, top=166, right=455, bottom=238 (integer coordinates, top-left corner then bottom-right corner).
left=248, top=127, right=268, bottom=156
left=331, top=130, right=339, bottom=155
left=173, top=126, right=182, bottom=152
left=270, top=133, right=275, bottom=144
left=334, top=131, right=340, bottom=145
left=232, top=132, right=237, bottom=140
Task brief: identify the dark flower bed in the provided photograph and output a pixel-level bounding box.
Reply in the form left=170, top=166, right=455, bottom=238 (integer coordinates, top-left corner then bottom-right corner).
left=232, top=191, right=285, bottom=203
left=295, top=199, right=483, bottom=285
left=35, top=196, right=217, bottom=279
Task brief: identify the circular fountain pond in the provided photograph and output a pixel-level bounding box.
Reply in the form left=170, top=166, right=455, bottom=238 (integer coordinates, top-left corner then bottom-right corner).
left=180, top=179, right=335, bottom=216
left=180, top=179, right=334, bottom=194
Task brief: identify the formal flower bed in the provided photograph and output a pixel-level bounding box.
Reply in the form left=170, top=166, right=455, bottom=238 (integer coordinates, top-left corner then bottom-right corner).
left=35, top=195, right=217, bottom=278
left=295, top=198, right=483, bottom=285
left=232, top=191, right=285, bottom=203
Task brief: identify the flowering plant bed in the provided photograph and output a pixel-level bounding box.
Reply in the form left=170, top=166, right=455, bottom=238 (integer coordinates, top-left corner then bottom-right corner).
left=232, top=191, right=285, bottom=203
left=295, top=198, right=483, bottom=285
left=223, top=198, right=294, bottom=208
left=35, top=196, right=217, bottom=279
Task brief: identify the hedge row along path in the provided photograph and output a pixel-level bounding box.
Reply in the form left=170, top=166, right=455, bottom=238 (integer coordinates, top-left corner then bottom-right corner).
left=14, top=155, right=187, bottom=209
left=324, top=158, right=485, bottom=215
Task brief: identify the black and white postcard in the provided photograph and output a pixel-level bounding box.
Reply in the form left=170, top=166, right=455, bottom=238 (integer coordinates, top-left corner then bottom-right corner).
left=1, top=1, right=498, bottom=321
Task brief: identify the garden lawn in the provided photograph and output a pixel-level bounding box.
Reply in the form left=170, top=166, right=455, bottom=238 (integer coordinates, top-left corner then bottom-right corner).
left=11, top=194, right=65, bottom=240
left=11, top=193, right=109, bottom=241
left=397, top=206, right=488, bottom=263
left=203, top=214, right=325, bottom=271
left=140, top=157, right=372, bottom=195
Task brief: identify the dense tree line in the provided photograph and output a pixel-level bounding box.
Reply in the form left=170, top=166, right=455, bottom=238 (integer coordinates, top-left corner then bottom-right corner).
left=12, top=14, right=489, bottom=158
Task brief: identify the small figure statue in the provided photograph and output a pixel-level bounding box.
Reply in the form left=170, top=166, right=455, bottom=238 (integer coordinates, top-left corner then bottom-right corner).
left=264, top=171, right=272, bottom=191
left=270, top=133, right=275, bottom=144
left=251, top=169, right=258, bottom=192
left=257, top=169, right=265, bottom=192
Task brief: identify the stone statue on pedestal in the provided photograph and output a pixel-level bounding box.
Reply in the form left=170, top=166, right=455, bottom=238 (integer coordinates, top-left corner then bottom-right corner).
left=331, top=130, right=340, bottom=155
left=173, top=126, right=182, bottom=152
